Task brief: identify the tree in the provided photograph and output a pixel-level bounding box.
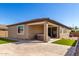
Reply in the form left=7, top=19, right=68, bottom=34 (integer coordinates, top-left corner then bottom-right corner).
left=72, top=26, right=79, bottom=32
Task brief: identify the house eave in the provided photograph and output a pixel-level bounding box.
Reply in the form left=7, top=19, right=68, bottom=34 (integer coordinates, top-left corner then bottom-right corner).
left=7, top=18, right=72, bottom=30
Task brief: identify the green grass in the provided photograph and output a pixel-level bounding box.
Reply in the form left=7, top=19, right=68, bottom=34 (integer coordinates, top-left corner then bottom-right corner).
left=0, top=38, right=16, bottom=44
left=52, top=38, right=77, bottom=46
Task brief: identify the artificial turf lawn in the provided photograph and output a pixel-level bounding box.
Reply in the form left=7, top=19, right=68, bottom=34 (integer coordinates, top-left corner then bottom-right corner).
left=52, top=38, right=77, bottom=46
left=0, top=38, right=16, bottom=44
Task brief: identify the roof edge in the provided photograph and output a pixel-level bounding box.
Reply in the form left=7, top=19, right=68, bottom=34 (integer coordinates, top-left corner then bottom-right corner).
left=7, top=18, right=72, bottom=30
left=47, top=18, right=72, bottom=30
left=7, top=18, right=49, bottom=27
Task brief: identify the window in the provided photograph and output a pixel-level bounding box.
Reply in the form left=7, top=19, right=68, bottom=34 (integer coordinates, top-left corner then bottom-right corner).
left=17, top=25, right=24, bottom=34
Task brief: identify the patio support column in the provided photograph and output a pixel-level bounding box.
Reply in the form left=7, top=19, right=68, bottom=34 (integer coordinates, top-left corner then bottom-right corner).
left=57, top=26, right=59, bottom=38
left=26, top=25, right=29, bottom=39
left=44, top=22, right=48, bottom=42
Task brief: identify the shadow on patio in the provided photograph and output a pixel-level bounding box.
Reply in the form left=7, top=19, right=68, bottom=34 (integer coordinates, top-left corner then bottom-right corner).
left=10, top=39, right=44, bottom=44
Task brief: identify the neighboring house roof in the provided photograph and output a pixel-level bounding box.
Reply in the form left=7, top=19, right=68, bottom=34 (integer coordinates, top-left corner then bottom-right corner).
left=0, top=24, right=8, bottom=30
left=7, top=18, right=71, bottom=30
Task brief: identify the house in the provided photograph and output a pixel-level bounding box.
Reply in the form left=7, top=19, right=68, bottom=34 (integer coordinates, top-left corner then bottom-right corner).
left=0, top=24, right=8, bottom=38
left=7, top=18, right=71, bottom=42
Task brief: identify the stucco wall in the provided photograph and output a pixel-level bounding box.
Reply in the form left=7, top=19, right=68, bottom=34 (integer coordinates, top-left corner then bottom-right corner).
left=28, top=25, right=44, bottom=39
left=8, top=24, right=44, bottom=40
left=59, top=26, right=71, bottom=38
left=8, top=24, right=29, bottom=39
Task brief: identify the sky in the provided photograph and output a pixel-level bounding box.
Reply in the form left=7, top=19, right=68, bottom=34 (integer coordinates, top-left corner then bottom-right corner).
left=0, top=3, right=79, bottom=27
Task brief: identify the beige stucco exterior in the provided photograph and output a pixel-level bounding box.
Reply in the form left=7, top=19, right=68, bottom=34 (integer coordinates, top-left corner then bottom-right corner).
left=59, top=26, right=71, bottom=39
left=8, top=24, right=29, bottom=39
left=8, top=20, right=71, bottom=42
left=28, top=25, right=44, bottom=39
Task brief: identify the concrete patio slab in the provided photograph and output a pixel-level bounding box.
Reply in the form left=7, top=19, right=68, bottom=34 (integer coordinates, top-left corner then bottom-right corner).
left=0, top=40, right=75, bottom=56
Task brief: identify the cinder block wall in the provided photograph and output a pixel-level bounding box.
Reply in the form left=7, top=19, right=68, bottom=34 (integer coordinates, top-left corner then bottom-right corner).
left=0, top=30, right=8, bottom=37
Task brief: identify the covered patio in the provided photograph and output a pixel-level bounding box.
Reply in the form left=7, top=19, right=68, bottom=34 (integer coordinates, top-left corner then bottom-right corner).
left=27, top=21, right=60, bottom=42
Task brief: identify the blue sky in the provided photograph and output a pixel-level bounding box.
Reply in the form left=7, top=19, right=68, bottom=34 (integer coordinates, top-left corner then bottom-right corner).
left=0, top=3, right=79, bottom=27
